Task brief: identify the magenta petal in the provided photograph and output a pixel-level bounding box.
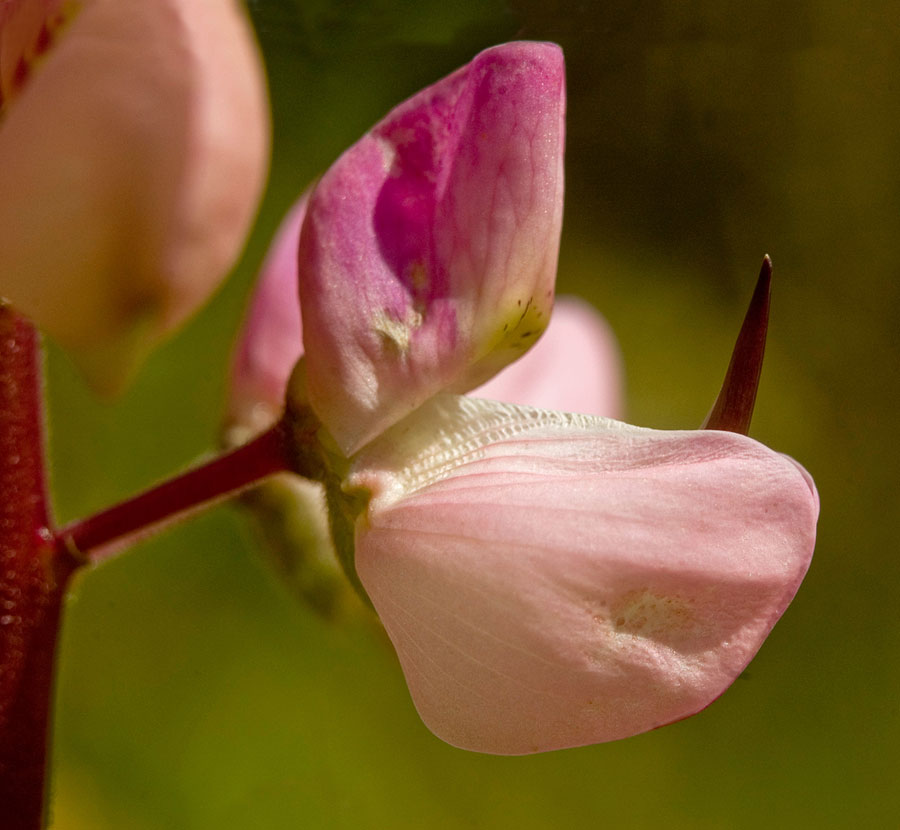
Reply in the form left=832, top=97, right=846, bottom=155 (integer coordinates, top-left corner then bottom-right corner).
left=297, top=42, right=565, bottom=454
left=472, top=296, right=623, bottom=418
left=349, top=396, right=818, bottom=754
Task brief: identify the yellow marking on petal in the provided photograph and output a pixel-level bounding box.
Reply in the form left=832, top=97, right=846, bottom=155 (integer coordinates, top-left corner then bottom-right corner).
left=463, top=294, right=551, bottom=387
left=488, top=295, right=550, bottom=355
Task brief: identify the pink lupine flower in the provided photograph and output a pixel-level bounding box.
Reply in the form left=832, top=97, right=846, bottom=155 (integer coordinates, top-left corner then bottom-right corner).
left=295, top=41, right=566, bottom=454
left=0, top=0, right=269, bottom=389
left=228, top=42, right=817, bottom=755
left=346, top=395, right=818, bottom=754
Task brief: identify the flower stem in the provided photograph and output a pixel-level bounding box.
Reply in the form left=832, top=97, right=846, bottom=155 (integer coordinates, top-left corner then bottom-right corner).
left=55, top=417, right=299, bottom=561
left=0, top=306, right=69, bottom=830
left=0, top=310, right=317, bottom=829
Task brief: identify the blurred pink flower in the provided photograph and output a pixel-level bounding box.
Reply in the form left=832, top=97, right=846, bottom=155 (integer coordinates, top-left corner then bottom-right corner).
left=0, top=0, right=269, bottom=389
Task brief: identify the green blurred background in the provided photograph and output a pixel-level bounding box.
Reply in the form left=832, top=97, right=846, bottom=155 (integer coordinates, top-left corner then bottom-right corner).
left=45, top=1, right=898, bottom=827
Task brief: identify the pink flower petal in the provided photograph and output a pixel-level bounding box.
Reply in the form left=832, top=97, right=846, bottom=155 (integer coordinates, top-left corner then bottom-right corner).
left=297, top=41, right=565, bottom=454
left=227, top=193, right=309, bottom=437
left=348, top=395, right=818, bottom=754
left=472, top=296, right=623, bottom=419
left=0, top=0, right=270, bottom=390
left=229, top=224, right=621, bottom=435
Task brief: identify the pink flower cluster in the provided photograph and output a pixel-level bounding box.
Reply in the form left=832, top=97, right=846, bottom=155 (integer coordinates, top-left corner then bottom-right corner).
left=229, top=44, right=818, bottom=754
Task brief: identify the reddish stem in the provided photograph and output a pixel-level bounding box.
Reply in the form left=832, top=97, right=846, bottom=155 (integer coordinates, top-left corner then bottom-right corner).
left=0, top=306, right=72, bottom=830
left=55, top=418, right=296, bottom=560
left=0, top=311, right=313, bottom=828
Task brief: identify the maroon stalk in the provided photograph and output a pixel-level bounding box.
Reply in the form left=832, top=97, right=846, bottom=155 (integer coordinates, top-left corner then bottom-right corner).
left=0, top=306, right=74, bottom=830
left=0, top=306, right=312, bottom=828
left=702, top=255, right=772, bottom=434
left=55, top=418, right=297, bottom=560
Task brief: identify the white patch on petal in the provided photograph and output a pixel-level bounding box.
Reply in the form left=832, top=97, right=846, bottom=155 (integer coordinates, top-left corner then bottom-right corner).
left=348, top=394, right=630, bottom=509
left=372, top=306, right=423, bottom=356
left=609, top=588, right=701, bottom=643
left=373, top=134, right=396, bottom=173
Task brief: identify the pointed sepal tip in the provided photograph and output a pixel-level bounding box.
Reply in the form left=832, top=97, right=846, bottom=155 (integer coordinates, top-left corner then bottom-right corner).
left=701, top=255, right=772, bottom=435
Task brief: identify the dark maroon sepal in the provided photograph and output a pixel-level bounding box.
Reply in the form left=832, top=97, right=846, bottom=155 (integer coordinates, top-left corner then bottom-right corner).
left=701, top=256, right=772, bottom=435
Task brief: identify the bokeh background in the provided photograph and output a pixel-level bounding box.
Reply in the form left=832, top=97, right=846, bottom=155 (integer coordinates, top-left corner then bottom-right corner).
left=46, top=1, right=898, bottom=827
